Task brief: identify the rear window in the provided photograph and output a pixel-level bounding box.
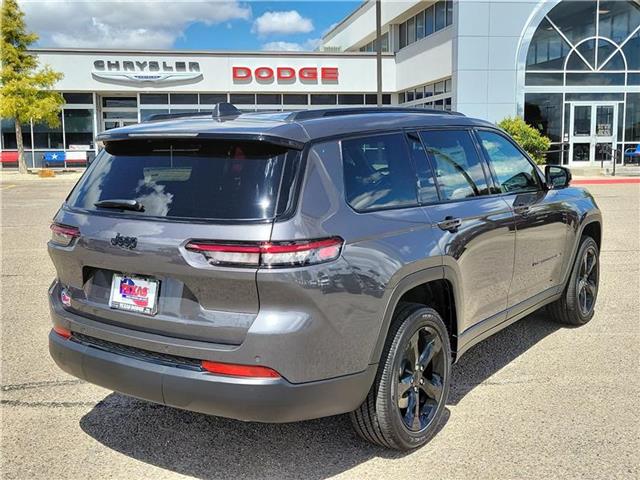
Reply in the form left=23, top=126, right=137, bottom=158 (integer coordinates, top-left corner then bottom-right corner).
left=67, top=140, right=298, bottom=221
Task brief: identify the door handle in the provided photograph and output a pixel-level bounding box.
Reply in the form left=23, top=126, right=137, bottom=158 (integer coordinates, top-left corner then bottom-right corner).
left=514, top=205, right=531, bottom=216
left=437, top=216, right=462, bottom=232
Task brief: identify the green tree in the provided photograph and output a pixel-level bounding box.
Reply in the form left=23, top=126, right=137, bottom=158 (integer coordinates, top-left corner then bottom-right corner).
left=498, top=116, right=551, bottom=165
left=0, top=0, right=64, bottom=173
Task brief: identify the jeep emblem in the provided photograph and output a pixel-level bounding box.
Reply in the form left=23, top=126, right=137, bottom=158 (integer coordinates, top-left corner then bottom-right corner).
left=111, top=233, right=137, bottom=250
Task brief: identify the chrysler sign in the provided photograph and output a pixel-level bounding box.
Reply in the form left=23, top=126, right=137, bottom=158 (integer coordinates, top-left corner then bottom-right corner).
left=92, top=60, right=203, bottom=86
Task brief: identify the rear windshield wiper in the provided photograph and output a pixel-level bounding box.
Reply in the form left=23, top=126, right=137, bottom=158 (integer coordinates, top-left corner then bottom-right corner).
left=94, top=199, right=145, bottom=212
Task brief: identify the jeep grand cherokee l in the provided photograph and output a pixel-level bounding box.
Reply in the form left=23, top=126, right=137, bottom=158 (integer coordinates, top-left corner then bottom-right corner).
left=48, top=105, right=602, bottom=450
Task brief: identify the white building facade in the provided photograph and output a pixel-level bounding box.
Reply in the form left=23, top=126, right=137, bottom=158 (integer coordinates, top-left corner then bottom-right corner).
left=1, top=0, right=638, bottom=168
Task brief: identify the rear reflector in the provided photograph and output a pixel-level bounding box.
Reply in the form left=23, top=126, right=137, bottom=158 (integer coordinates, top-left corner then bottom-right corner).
left=186, top=237, right=343, bottom=268
left=201, top=360, right=281, bottom=378
left=50, top=223, right=80, bottom=247
left=53, top=326, right=72, bottom=339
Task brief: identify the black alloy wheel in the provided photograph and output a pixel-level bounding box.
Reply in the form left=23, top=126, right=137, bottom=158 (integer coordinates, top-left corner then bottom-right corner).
left=548, top=235, right=600, bottom=326
left=576, top=244, right=598, bottom=317
left=350, top=303, right=451, bottom=450
left=396, top=326, right=445, bottom=432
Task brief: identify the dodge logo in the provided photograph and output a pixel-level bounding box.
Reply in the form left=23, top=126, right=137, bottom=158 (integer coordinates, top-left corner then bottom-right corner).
left=111, top=233, right=137, bottom=250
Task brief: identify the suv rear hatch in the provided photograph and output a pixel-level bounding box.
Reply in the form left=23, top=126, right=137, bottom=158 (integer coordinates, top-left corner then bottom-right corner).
left=49, top=138, right=300, bottom=345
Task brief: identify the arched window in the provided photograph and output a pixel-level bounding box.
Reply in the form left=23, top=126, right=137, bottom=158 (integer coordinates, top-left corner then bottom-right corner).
left=525, top=0, right=640, bottom=86
left=522, top=1, right=640, bottom=166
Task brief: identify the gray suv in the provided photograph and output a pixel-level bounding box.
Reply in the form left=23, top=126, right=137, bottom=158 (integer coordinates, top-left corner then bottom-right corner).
left=48, top=105, right=602, bottom=450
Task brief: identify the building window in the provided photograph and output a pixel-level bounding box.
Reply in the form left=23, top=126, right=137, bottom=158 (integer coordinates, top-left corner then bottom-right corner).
left=446, top=0, right=453, bottom=26
left=359, top=32, right=390, bottom=52
left=1, top=119, right=31, bottom=149
left=338, top=94, right=364, bottom=105
left=140, top=94, right=169, bottom=105
left=398, top=78, right=453, bottom=110
left=310, top=94, right=337, bottom=105
left=256, top=94, right=282, bottom=105
left=425, top=6, right=435, bottom=36
left=230, top=94, right=255, bottom=104
left=626, top=93, right=640, bottom=142
left=33, top=114, right=63, bottom=149
left=435, top=1, right=446, bottom=31
left=416, top=11, right=425, bottom=40
left=63, top=93, right=93, bottom=104
left=64, top=109, right=94, bottom=148
left=102, top=97, right=136, bottom=108
left=170, top=94, right=198, bottom=105
left=398, top=1, right=453, bottom=51
left=283, top=94, right=308, bottom=105
left=140, top=109, right=168, bottom=121
left=407, top=16, right=416, bottom=45
left=200, top=93, right=227, bottom=104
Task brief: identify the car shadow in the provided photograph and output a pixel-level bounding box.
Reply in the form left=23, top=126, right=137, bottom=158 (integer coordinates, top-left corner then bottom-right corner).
left=448, top=310, right=560, bottom=405
left=80, top=396, right=448, bottom=480
left=79, top=311, right=558, bottom=479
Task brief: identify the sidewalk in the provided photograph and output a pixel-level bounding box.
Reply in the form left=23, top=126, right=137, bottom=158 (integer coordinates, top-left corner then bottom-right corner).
left=571, top=177, right=640, bottom=185
left=0, top=169, right=84, bottom=184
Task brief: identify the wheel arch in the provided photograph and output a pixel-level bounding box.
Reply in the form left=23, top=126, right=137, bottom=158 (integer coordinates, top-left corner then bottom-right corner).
left=370, top=266, right=463, bottom=365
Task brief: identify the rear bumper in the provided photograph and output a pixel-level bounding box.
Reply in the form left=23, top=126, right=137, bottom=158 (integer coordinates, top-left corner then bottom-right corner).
left=49, top=330, right=376, bottom=423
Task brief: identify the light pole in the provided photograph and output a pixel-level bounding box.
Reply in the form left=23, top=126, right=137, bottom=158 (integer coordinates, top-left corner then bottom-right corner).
left=376, top=0, right=382, bottom=106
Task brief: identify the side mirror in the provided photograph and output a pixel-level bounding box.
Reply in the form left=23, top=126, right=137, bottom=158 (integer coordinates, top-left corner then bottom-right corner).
left=545, top=165, right=571, bottom=189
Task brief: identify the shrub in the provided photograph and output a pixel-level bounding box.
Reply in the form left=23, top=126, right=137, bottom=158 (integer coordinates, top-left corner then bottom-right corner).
left=497, top=117, right=551, bottom=165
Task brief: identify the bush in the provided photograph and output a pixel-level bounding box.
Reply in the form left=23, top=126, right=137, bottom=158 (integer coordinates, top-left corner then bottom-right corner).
left=497, top=117, right=551, bottom=165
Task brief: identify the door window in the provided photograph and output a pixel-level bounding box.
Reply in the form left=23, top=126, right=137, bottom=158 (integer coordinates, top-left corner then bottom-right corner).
left=573, top=105, right=592, bottom=136
left=477, top=131, right=541, bottom=193
left=406, top=133, right=439, bottom=204
left=342, top=133, right=418, bottom=212
left=419, top=130, right=489, bottom=200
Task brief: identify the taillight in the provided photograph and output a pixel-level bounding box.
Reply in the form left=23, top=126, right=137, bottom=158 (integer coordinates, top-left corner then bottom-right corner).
left=185, top=237, right=343, bottom=268
left=201, top=360, right=280, bottom=378
left=53, top=325, right=72, bottom=339
left=50, top=223, right=80, bottom=246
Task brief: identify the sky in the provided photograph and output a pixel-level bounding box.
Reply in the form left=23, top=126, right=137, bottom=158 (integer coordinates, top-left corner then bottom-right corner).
left=19, top=0, right=361, bottom=52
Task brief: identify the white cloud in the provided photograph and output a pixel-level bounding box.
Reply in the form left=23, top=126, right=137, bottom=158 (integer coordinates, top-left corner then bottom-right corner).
left=252, top=10, right=313, bottom=37
left=20, top=0, right=251, bottom=49
left=262, top=38, right=321, bottom=52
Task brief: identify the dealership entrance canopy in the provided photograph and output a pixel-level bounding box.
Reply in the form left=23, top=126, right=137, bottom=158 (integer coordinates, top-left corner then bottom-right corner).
left=1, top=0, right=638, bottom=169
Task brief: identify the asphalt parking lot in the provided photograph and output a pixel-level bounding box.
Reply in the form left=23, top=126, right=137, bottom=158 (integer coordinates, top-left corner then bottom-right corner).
left=1, top=172, right=638, bottom=480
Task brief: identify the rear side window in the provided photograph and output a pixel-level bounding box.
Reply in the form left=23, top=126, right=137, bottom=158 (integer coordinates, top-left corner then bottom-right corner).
left=341, top=133, right=418, bottom=212
left=67, top=140, right=298, bottom=221
left=419, top=130, right=489, bottom=201
left=477, top=130, right=541, bottom=193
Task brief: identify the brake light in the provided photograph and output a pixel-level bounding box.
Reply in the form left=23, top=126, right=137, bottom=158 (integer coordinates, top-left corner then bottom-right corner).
left=53, top=325, right=72, bottom=339
left=50, top=223, right=80, bottom=246
left=185, top=237, right=343, bottom=268
left=201, top=360, right=280, bottom=378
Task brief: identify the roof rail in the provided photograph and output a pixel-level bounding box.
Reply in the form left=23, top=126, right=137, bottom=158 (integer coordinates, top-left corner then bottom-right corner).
left=143, top=102, right=242, bottom=123
left=144, top=111, right=211, bottom=122
left=287, top=107, right=464, bottom=121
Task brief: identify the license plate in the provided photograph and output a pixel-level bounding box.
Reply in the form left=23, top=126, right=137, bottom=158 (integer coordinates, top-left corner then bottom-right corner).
left=109, top=274, right=159, bottom=316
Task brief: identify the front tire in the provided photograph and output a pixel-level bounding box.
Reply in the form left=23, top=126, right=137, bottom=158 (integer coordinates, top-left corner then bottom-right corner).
left=548, top=235, right=600, bottom=326
left=350, top=303, right=451, bottom=450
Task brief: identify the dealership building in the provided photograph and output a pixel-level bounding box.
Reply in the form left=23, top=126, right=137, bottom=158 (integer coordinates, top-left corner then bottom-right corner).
left=1, top=0, right=639, bottom=169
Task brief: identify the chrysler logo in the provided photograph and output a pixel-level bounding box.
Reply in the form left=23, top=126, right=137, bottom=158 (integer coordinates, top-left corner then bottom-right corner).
left=111, top=233, right=137, bottom=250
left=92, top=59, right=203, bottom=86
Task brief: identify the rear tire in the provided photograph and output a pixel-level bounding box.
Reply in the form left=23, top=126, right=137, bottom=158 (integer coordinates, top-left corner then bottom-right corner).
left=548, top=235, right=600, bottom=326
left=350, top=302, right=451, bottom=450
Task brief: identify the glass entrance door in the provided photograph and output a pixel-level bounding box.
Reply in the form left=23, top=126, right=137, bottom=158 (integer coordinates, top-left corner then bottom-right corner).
left=569, top=103, right=617, bottom=165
